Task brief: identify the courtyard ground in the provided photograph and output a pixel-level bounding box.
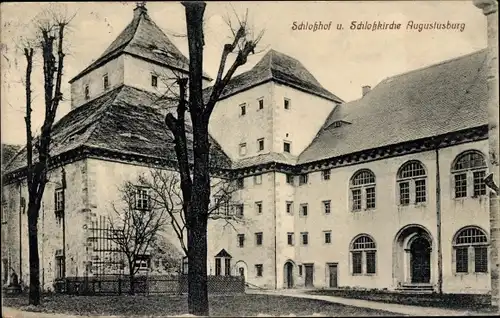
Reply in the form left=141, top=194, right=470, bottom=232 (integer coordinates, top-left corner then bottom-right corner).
left=1, top=293, right=398, bottom=317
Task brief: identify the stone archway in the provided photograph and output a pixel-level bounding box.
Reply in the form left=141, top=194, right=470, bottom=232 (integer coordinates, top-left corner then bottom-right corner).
left=234, top=261, right=248, bottom=282
left=283, top=261, right=295, bottom=289
left=393, top=225, right=434, bottom=286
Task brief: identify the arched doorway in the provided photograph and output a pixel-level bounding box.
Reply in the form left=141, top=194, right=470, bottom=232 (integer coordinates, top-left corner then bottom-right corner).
left=393, top=224, right=434, bottom=287
left=284, top=261, right=294, bottom=288
left=234, top=261, right=248, bottom=282
left=410, top=237, right=431, bottom=283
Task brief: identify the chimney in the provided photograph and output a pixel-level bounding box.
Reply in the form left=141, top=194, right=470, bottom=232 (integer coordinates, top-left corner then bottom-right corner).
left=134, top=2, right=147, bottom=18
left=362, top=85, right=371, bottom=97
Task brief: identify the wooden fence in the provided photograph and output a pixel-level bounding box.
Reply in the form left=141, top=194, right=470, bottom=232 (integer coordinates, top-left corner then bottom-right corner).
left=62, top=275, right=244, bottom=296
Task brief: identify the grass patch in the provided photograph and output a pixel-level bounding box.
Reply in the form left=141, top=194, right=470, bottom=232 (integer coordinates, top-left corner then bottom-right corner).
left=307, top=289, right=494, bottom=312
left=3, top=294, right=399, bottom=317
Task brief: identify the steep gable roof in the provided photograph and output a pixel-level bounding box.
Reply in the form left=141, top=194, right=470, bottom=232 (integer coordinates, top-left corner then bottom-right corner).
left=5, top=85, right=231, bottom=174
left=214, top=49, right=343, bottom=103
left=69, top=6, right=211, bottom=83
left=299, top=49, right=489, bottom=164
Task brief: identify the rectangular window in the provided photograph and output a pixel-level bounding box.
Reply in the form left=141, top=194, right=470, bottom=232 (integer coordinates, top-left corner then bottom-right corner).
left=225, top=258, right=231, bottom=276
left=258, top=138, right=265, bottom=151
left=258, top=98, right=264, bottom=110
left=215, top=258, right=222, bottom=276
left=255, top=201, right=263, bottom=214
left=287, top=232, right=294, bottom=246
left=352, top=252, right=362, bottom=274
left=151, top=74, right=158, bottom=87
left=283, top=142, right=291, bottom=153
left=286, top=174, right=294, bottom=185
left=284, top=98, right=290, bottom=110
left=255, top=264, right=263, bottom=277
left=399, top=182, right=410, bottom=205
left=298, top=265, right=303, bottom=276
left=239, top=143, right=247, bottom=156
left=84, top=84, right=90, bottom=100
left=299, top=174, right=308, bottom=185
left=240, top=103, right=246, bottom=116
left=300, top=204, right=308, bottom=217
left=366, top=251, right=376, bottom=274
left=103, top=74, right=109, bottom=90
left=352, top=189, right=362, bottom=211
left=55, top=256, right=65, bottom=279
left=474, top=246, right=488, bottom=273
left=135, top=187, right=150, bottom=210
left=236, top=204, right=244, bottom=218
left=237, top=234, right=245, bottom=248
left=415, top=179, right=426, bottom=203
left=255, top=232, right=263, bottom=246
left=236, top=178, right=244, bottom=189
left=323, top=200, right=331, bottom=214
left=454, top=173, right=467, bottom=198
left=322, top=169, right=331, bottom=180
left=324, top=231, right=332, bottom=244
left=301, top=232, right=309, bottom=245
left=286, top=201, right=293, bottom=214
left=473, top=171, right=487, bottom=196
left=55, top=188, right=65, bottom=212
left=254, top=174, right=262, bottom=185
left=456, top=247, right=469, bottom=273
left=366, top=187, right=376, bottom=209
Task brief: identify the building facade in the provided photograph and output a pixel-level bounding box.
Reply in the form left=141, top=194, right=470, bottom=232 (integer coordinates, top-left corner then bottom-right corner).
left=1, top=4, right=492, bottom=294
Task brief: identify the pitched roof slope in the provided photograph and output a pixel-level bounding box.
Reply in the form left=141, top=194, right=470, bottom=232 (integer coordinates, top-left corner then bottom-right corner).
left=299, top=49, right=489, bottom=164
left=5, top=85, right=231, bottom=174
left=215, top=49, right=343, bottom=102
left=69, top=6, right=210, bottom=83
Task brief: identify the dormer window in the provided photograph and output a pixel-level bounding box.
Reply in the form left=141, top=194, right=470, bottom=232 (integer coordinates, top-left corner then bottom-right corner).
left=84, top=85, right=90, bottom=100
left=152, top=47, right=174, bottom=59
left=332, top=121, right=342, bottom=128
left=151, top=74, right=158, bottom=88
left=103, top=74, right=109, bottom=90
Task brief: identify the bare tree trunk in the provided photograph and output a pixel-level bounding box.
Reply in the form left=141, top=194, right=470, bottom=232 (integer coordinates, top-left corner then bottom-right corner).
left=182, top=2, right=210, bottom=316
left=129, top=260, right=135, bottom=295
left=187, top=215, right=208, bottom=315
left=27, top=199, right=41, bottom=305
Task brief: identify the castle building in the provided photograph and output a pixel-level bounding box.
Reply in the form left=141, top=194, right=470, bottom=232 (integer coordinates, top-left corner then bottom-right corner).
left=2, top=5, right=491, bottom=294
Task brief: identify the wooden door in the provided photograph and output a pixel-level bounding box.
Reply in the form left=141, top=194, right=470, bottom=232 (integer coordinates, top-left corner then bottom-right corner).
left=304, top=264, right=314, bottom=287
left=328, top=264, right=338, bottom=288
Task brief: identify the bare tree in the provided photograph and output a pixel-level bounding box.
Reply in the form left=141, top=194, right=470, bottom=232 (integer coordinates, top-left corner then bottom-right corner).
left=106, top=181, right=169, bottom=295
left=162, top=2, right=263, bottom=315
left=138, top=169, right=245, bottom=258
left=21, top=8, right=73, bottom=305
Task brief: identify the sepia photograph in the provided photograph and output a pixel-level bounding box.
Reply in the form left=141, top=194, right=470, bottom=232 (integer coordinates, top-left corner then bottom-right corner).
left=1, top=1, right=499, bottom=317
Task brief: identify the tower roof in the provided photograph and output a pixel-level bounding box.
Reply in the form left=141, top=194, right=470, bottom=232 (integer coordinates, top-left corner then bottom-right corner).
left=69, top=4, right=211, bottom=83
left=4, top=85, right=231, bottom=175
left=213, top=49, right=343, bottom=102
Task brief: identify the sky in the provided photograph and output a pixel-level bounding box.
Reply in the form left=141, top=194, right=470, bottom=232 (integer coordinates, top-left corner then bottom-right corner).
left=0, top=1, right=488, bottom=146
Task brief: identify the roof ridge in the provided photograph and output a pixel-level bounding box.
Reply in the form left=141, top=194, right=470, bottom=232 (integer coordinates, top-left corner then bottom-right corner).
left=382, top=48, right=487, bottom=83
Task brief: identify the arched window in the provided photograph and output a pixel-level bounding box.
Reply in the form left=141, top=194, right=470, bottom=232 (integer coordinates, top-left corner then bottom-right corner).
left=451, top=151, right=487, bottom=198
left=453, top=227, right=488, bottom=274
left=350, top=170, right=376, bottom=211
left=350, top=235, right=376, bottom=275
left=397, top=161, right=427, bottom=205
